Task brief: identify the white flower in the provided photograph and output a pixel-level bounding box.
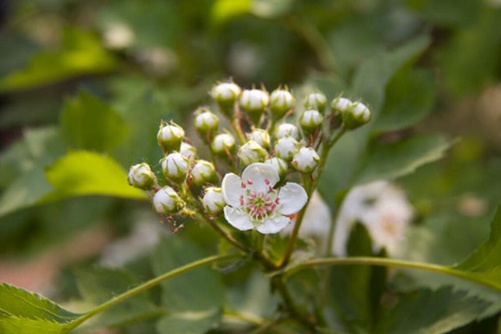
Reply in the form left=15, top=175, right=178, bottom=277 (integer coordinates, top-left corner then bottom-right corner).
left=275, top=136, right=300, bottom=161
left=153, top=186, right=185, bottom=214
left=203, top=187, right=225, bottom=215
left=248, top=129, right=271, bottom=148
left=180, top=142, right=196, bottom=162
left=157, top=121, right=185, bottom=152
left=291, top=147, right=319, bottom=173
left=191, top=160, right=217, bottom=186
left=275, top=123, right=299, bottom=139
left=333, top=181, right=413, bottom=256
left=160, top=152, right=189, bottom=183
left=211, top=133, right=236, bottom=155
left=270, top=88, right=295, bottom=118
left=222, top=163, right=308, bottom=234
left=128, top=163, right=156, bottom=190
left=238, top=140, right=268, bottom=166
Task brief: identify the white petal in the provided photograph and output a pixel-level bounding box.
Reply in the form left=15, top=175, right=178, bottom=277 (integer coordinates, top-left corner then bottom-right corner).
left=278, top=182, right=308, bottom=215
left=241, top=163, right=279, bottom=192
left=224, top=207, right=254, bottom=231
left=222, top=173, right=244, bottom=207
left=257, top=216, right=290, bottom=234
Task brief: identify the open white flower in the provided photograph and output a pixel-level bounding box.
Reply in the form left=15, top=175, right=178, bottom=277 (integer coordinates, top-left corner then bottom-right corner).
left=222, top=163, right=308, bottom=234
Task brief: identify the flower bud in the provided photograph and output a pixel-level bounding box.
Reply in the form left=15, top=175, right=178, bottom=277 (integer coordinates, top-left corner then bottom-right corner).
left=275, top=136, right=300, bottom=161
left=153, top=186, right=185, bottom=214
left=270, top=88, right=295, bottom=119
left=329, top=97, right=351, bottom=130
left=191, top=160, right=218, bottom=186
left=211, top=133, right=236, bottom=156
left=202, top=187, right=225, bottom=215
left=248, top=129, right=271, bottom=149
left=180, top=142, right=196, bottom=162
left=238, top=140, right=268, bottom=166
left=157, top=121, right=184, bottom=153
left=291, top=147, right=320, bottom=173
left=265, top=157, right=288, bottom=179
left=240, top=89, right=269, bottom=124
left=211, top=82, right=241, bottom=117
left=342, top=101, right=371, bottom=130
left=194, top=107, right=219, bottom=141
left=304, top=92, right=327, bottom=113
left=299, top=109, right=324, bottom=134
left=275, top=123, right=299, bottom=140
left=160, top=152, right=189, bottom=183
left=128, top=163, right=156, bottom=190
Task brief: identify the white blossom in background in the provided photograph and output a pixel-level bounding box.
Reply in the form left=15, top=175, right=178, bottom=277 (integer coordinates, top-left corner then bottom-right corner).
left=103, top=22, right=135, bottom=49
left=333, top=181, right=414, bottom=256
left=222, top=163, right=308, bottom=234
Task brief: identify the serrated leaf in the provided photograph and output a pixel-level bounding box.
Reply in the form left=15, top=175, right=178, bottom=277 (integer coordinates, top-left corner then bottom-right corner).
left=60, top=91, right=128, bottom=153
left=156, top=309, right=220, bottom=334
left=42, top=151, right=146, bottom=202
left=352, top=135, right=452, bottom=186
left=375, top=287, right=491, bottom=334
left=0, top=316, right=70, bottom=334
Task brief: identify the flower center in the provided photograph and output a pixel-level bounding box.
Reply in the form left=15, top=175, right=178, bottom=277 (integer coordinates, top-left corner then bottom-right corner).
left=239, top=178, right=279, bottom=220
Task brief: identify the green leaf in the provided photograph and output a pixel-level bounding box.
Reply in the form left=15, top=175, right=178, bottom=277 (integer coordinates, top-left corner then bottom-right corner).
left=352, top=135, right=452, bottom=186
left=210, top=0, right=251, bottom=27
left=75, top=268, right=161, bottom=330
left=375, top=287, right=490, bottom=334
left=0, top=28, right=116, bottom=92
left=0, top=317, right=70, bottom=334
left=61, top=91, right=128, bottom=153
left=454, top=205, right=501, bottom=289
left=42, top=151, right=146, bottom=202
left=373, top=68, right=436, bottom=132
left=156, top=310, right=221, bottom=334
left=151, top=237, right=224, bottom=313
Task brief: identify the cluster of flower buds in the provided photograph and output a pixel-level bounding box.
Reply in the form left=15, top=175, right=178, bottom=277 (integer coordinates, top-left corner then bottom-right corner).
left=128, top=80, right=371, bottom=234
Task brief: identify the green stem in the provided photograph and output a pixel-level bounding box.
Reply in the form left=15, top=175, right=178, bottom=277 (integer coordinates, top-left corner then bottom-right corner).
left=71, top=254, right=239, bottom=329
left=294, top=257, right=500, bottom=291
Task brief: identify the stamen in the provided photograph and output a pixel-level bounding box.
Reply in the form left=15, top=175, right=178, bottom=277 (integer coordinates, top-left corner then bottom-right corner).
left=247, top=179, right=253, bottom=185
left=241, top=181, right=246, bottom=188
left=264, top=179, right=270, bottom=185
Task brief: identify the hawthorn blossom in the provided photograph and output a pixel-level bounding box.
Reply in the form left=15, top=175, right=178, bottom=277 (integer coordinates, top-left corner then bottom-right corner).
left=222, top=163, right=308, bottom=234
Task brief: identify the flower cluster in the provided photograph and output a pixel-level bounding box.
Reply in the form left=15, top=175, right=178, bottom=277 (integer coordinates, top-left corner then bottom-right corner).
left=128, top=80, right=371, bottom=235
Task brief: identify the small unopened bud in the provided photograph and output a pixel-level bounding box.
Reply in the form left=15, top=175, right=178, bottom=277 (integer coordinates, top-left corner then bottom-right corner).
left=331, top=97, right=352, bottom=112
left=194, top=108, right=219, bottom=141
left=343, top=101, right=371, bottom=130
left=128, top=163, right=156, bottom=190
left=180, top=142, right=197, bottom=162
left=291, top=147, right=319, bottom=173
left=275, top=123, right=299, bottom=139
left=265, top=157, right=288, bottom=179
left=160, top=152, right=189, bottom=183
left=211, top=82, right=241, bottom=117
left=202, top=187, right=225, bottom=215
left=270, top=88, right=295, bottom=119
left=299, top=109, right=324, bottom=134
left=275, top=136, right=300, bottom=161
left=240, top=89, right=269, bottom=124
left=191, top=160, right=218, bottom=186
left=248, top=129, right=271, bottom=149
left=157, top=121, right=184, bottom=153
left=238, top=140, right=268, bottom=166
left=211, top=133, right=236, bottom=156
left=304, top=92, right=327, bottom=113
left=153, top=186, right=185, bottom=214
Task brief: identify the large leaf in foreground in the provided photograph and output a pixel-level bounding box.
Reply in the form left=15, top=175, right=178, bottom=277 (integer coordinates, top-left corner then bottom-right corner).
left=375, top=287, right=490, bottom=334
left=42, top=151, right=146, bottom=202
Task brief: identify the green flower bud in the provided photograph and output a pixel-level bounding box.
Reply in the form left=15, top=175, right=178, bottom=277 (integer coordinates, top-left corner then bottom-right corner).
left=160, top=152, right=189, bottom=183
left=240, top=89, right=269, bottom=124
left=265, top=157, right=288, bottom=179
left=270, top=88, right=295, bottom=119
left=248, top=129, right=271, bottom=149
left=194, top=107, right=219, bottom=141
left=202, top=187, right=225, bottom=215
left=128, top=163, right=156, bottom=190
left=238, top=140, right=268, bottom=166
left=211, top=82, right=241, bottom=117
left=299, top=109, right=324, bottom=134
left=153, top=186, right=185, bottom=214
left=304, top=92, right=327, bottom=113
left=191, top=160, right=218, bottom=186
left=343, top=101, right=371, bottom=130
left=157, top=121, right=184, bottom=153
left=211, top=133, right=236, bottom=156
left=180, top=142, right=197, bottom=162
left=291, top=147, right=320, bottom=173
left=275, top=136, right=300, bottom=161
left=275, top=123, right=299, bottom=140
